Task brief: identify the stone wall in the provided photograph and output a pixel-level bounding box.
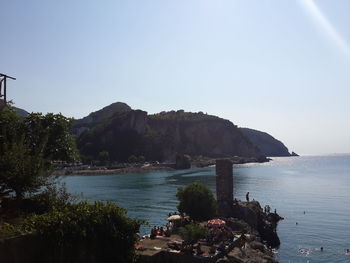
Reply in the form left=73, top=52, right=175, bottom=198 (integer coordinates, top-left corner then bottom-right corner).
left=215, top=159, right=233, bottom=217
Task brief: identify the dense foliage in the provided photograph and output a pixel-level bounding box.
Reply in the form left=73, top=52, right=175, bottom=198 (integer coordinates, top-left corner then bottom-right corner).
left=150, top=110, right=220, bottom=122
left=0, top=108, right=78, bottom=198
left=2, top=202, right=142, bottom=263
left=176, top=182, right=217, bottom=221
left=180, top=223, right=208, bottom=244
left=0, top=107, right=143, bottom=262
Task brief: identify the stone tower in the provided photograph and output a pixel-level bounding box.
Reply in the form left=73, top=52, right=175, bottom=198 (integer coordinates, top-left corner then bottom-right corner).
left=216, top=159, right=233, bottom=217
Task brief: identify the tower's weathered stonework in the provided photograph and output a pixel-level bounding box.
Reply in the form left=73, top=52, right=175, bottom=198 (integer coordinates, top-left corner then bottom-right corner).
left=216, top=159, right=233, bottom=217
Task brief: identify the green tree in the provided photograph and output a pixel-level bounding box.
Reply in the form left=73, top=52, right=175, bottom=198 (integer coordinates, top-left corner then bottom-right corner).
left=0, top=137, right=47, bottom=199
left=176, top=182, right=217, bottom=221
left=0, top=108, right=78, bottom=199
left=22, top=112, right=78, bottom=162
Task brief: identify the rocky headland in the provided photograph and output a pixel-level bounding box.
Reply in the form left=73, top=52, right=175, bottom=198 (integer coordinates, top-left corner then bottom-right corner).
left=240, top=128, right=295, bottom=157
left=72, top=102, right=295, bottom=165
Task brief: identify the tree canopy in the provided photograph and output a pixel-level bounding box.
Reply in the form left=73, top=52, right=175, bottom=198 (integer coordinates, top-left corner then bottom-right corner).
left=176, top=182, right=217, bottom=221
left=0, top=108, right=78, bottom=198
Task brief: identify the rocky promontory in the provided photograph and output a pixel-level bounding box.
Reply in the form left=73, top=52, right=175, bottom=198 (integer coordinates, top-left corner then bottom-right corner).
left=240, top=128, right=292, bottom=157
left=74, top=107, right=264, bottom=163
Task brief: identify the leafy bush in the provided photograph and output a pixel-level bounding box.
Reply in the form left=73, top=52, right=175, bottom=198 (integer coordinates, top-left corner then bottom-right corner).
left=0, top=183, right=76, bottom=221
left=21, top=201, right=143, bottom=263
left=0, top=222, right=23, bottom=238
left=29, top=183, right=78, bottom=213
left=180, top=223, right=208, bottom=244
left=176, top=182, right=217, bottom=221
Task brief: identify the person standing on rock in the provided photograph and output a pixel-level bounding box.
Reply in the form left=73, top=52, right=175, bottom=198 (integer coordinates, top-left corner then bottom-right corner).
left=246, top=192, right=250, bottom=202
left=238, top=232, right=247, bottom=256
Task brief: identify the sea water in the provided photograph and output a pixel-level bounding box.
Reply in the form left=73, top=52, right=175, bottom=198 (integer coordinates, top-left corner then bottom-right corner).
left=62, top=154, right=350, bottom=263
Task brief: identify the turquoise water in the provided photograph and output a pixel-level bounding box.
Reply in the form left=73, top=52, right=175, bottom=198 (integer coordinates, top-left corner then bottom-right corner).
left=62, top=155, right=350, bottom=262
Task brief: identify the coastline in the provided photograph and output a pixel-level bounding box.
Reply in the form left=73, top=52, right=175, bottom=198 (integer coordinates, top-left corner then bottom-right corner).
left=57, top=156, right=270, bottom=176
left=65, top=166, right=174, bottom=176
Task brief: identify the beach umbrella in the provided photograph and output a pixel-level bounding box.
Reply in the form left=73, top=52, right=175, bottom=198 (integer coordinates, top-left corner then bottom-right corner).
left=167, top=215, right=182, bottom=221
left=207, top=219, right=226, bottom=227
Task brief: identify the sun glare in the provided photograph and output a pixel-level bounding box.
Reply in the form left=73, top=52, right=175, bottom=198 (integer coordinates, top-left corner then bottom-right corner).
left=299, top=0, right=350, bottom=57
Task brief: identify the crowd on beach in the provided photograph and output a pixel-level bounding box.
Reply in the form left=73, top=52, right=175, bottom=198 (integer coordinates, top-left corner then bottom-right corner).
left=150, top=225, right=171, bottom=238
left=137, top=212, right=250, bottom=258
left=149, top=212, right=192, bottom=239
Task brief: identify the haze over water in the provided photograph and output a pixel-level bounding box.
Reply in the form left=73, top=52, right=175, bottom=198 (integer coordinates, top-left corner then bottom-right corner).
left=63, top=154, right=350, bottom=262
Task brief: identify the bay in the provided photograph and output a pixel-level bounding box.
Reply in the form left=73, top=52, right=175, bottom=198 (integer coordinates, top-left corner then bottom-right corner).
left=62, top=154, right=350, bottom=263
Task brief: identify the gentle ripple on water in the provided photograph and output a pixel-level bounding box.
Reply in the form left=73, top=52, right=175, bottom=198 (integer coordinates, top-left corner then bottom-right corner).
left=62, top=154, right=350, bottom=263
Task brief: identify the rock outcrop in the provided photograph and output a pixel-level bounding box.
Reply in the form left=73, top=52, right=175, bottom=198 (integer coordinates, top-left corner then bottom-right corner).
left=231, top=201, right=282, bottom=248
left=240, top=128, right=291, bottom=157
left=215, top=159, right=282, bottom=249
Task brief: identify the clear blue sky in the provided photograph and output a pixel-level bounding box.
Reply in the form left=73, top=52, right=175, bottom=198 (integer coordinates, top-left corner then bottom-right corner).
left=1, top=0, right=350, bottom=155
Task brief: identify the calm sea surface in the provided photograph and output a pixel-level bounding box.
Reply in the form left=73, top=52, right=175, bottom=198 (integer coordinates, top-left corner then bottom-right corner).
left=62, top=155, right=350, bottom=263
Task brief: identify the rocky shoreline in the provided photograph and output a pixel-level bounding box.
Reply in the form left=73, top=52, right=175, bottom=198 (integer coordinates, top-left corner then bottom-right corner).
left=136, top=200, right=282, bottom=263
left=136, top=159, right=282, bottom=263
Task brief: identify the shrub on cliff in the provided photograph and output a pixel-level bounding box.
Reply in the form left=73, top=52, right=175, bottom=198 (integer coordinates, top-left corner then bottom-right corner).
left=180, top=223, right=208, bottom=244
left=21, top=201, right=143, bottom=263
left=176, top=182, right=217, bottom=221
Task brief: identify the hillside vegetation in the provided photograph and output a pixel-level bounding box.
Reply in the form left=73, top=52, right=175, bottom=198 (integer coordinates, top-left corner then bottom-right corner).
left=73, top=104, right=263, bottom=162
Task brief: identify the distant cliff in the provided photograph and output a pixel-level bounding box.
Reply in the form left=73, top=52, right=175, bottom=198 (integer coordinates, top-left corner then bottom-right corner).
left=74, top=105, right=263, bottom=162
left=147, top=111, right=261, bottom=160
left=240, top=128, right=291, bottom=157
left=73, top=102, right=295, bottom=162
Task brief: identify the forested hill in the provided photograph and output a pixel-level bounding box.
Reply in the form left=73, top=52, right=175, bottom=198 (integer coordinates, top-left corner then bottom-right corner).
left=73, top=105, right=263, bottom=162
left=72, top=102, right=294, bottom=162
left=240, top=128, right=292, bottom=157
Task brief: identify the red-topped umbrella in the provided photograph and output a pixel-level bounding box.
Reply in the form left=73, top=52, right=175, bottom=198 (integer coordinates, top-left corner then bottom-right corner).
left=207, top=219, right=226, bottom=227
